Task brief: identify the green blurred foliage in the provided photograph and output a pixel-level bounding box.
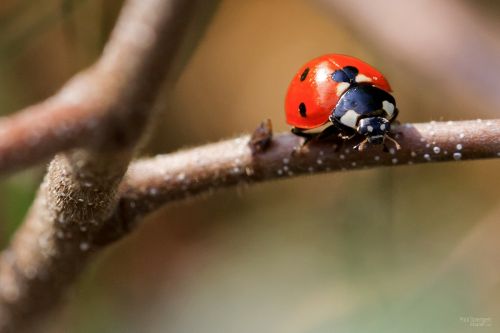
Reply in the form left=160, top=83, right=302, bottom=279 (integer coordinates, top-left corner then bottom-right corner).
left=0, top=170, right=38, bottom=245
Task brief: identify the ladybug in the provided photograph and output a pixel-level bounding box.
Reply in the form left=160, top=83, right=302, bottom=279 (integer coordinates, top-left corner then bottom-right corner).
left=285, top=54, right=400, bottom=151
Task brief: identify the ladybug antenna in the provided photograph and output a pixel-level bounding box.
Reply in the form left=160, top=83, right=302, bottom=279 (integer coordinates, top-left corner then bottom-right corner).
left=385, top=135, right=401, bottom=150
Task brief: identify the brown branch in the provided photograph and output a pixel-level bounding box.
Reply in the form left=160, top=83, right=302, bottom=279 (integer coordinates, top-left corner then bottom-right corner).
left=106, top=119, right=500, bottom=233
left=0, top=0, right=201, bottom=332
left=0, top=0, right=197, bottom=174
left=67, top=118, right=500, bottom=245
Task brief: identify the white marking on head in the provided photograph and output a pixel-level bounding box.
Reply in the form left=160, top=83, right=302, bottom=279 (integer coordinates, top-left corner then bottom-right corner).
left=336, top=82, right=350, bottom=96
left=382, top=100, right=395, bottom=116
left=340, top=110, right=359, bottom=129
left=380, top=123, right=386, bottom=131
left=355, top=74, right=372, bottom=83
left=367, top=125, right=374, bottom=132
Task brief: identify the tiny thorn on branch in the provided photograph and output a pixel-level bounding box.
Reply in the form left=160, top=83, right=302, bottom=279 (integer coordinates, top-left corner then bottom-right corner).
left=249, top=118, right=273, bottom=154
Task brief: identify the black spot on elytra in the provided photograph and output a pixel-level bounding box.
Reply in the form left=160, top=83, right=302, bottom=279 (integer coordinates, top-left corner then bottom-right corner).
left=300, top=67, right=310, bottom=81
left=299, top=103, right=307, bottom=117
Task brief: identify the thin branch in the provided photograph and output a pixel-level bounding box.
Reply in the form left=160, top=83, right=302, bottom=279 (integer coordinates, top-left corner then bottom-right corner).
left=107, top=119, right=500, bottom=233
left=67, top=118, right=500, bottom=245
left=0, top=0, right=200, bottom=331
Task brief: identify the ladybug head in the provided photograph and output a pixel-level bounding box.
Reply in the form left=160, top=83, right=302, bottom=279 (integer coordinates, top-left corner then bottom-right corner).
left=357, top=117, right=390, bottom=145
left=354, top=116, right=401, bottom=151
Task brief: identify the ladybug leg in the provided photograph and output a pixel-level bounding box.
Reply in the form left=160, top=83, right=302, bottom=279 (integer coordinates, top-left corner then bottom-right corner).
left=315, top=125, right=345, bottom=151
left=331, top=117, right=357, bottom=140
left=340, top=133, right=357, bottom=140
left=291, top=127, right=318, bottom=146
left=290, top=128, right=318, bottom=156
left=318, top=124, right=355, bottom=149
left=316, top=125, right=341, bottom=140
left=385, top=135, right=401, bottom=150
left=353, top=138, right=369, bottom=151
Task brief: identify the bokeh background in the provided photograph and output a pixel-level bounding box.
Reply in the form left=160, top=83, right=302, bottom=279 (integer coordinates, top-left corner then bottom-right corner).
left=1, top=0, right=500, bottom=332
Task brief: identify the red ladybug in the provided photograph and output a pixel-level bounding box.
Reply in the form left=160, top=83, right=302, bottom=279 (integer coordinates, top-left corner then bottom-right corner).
left=285, top=54, right=399, bottom=150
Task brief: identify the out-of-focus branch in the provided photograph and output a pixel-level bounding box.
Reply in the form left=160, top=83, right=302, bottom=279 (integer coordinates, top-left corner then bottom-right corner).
left=0, top=0, right=199, bottom=174
left=0, top=0, right=202, bottom=332
left=96, top=119, right=500, bottom=242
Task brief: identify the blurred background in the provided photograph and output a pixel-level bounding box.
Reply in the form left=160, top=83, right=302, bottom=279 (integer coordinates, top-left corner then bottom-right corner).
left=1, top=0, right=500, bottom=332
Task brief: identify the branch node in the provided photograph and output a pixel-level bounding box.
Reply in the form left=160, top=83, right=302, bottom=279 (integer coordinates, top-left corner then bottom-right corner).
left=249, top=118, right=273, bottom=154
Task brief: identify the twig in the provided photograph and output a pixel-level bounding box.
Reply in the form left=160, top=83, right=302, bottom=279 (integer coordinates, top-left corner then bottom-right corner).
left=0, top=0, right=200, bottom=332
left=108, top=119, right=500, bottom=232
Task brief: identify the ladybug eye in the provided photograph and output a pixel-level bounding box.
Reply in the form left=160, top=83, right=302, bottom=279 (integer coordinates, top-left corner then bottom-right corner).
left=298, top=102, right=307, bottom=117
left=300, top=67, right=310, bottom=81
